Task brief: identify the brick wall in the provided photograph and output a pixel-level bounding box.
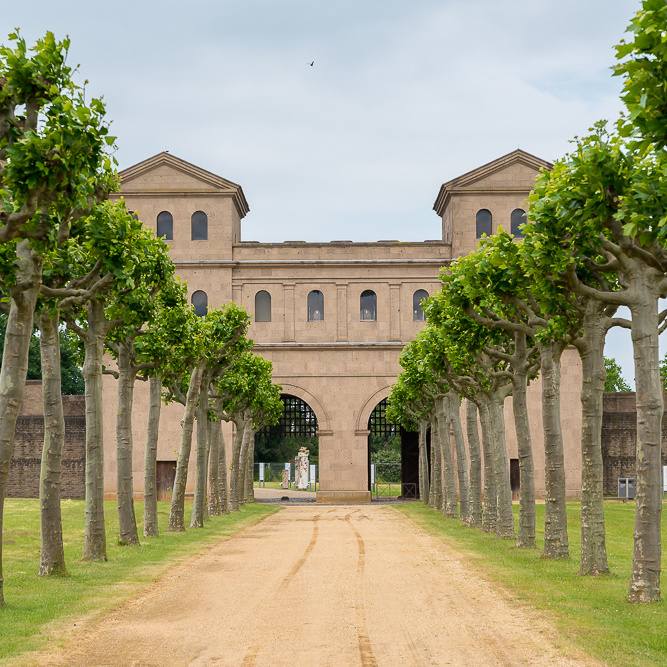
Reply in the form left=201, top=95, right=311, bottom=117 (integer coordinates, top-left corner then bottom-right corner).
left=6, top=382, right=86, bottom=499
left=601, top=392, right=667, bottom=495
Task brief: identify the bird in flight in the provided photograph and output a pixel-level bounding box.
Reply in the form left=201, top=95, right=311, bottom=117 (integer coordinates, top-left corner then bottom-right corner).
left=308, top=61, right=314, bottom=66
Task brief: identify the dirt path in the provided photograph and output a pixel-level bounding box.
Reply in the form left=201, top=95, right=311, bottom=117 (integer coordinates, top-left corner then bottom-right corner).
left=26, top=505, right=595, bottom=666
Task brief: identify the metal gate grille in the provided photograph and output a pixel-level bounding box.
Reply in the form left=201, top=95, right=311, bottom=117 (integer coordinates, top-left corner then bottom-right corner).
left=255, top=395, right=318, bottom=448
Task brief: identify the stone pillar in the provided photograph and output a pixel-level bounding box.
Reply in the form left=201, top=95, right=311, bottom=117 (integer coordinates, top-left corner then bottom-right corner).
left=336, top=283, right=348, bottom=342
left=283, top=283, right=295, bottom=342
left=389, top=283, right=401, bottom=342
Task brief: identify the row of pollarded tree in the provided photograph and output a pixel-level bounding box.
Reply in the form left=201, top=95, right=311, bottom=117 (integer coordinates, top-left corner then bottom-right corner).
left=0, top=31, right=281, bottom=607
left=388, top=2, right=666, bottom=605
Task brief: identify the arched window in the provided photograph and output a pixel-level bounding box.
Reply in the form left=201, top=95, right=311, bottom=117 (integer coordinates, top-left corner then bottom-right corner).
left=413, top=289, right=429, bottom=321
left=191, top=211, right=208, bottom=240
left=307, top=290, right=324, bottom=322
left=255, top=290, right=271, bottom=322
left=191, top=290, right=208, bottom=317
left=476, top=209, right=492, bottom=238
left=360, top=290, right=377, bottom=321
left=157, top=211, right=173, bottom=240
left=511, top=208, right=527, bottom=238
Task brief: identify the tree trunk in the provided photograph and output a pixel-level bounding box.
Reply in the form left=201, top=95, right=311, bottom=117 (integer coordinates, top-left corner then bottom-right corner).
left=143, top=374, right=162, bottom=538
left=429, top=414, right=443, bottom=510
left=436, top=398, right=457, bottom=517
left=82, top=299, right=108, bottom=561
left=540, top=341, right=569, bottom=559
left=466, top=400, right=483, bottom=528
left=0, top=243, right=42, bottom=603
left=428, top=417, right=436, bottom=508
left=478, top=400, right=497, bottom=533
left=448, top=392, right=470, bottom=523
left=418, top=420, right=429, bottom=503
left=168, top=363, right=204, bottom=531
left=116, top=341, right=139, bottom=546
left=489, top=398, right=515, bottom=539
left=577, top=301, right=609, bottom=574
left=628, top=276, right=663, bottom=603
left=217, top=421, right=229, bottom=514
left=208, top=420, right=220, bottom=516
left=245, top=433, right=256, bottom=503
left=38, top=310, right=67, bottom=576
left=512, top=354, right=536, bottom=549
left=190, top=374, right=210, bottom=528
left=230, top=416, right=245, bottom=511
left=237, top=417, right=253, bottom=507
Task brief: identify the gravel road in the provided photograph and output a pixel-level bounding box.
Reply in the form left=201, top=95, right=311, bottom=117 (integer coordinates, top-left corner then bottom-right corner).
left=27, top=504, right=596, bottom=666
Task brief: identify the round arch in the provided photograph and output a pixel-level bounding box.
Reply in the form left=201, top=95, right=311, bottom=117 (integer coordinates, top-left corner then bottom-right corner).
left=278, top=382, right=331, bottom=433
left=356, top=386, right=392, bottom=433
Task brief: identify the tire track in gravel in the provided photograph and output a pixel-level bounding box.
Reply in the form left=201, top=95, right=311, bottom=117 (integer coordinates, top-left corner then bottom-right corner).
left=345, top=511, right=378, bottom=667
left=240, top=509, right=333, bottom=666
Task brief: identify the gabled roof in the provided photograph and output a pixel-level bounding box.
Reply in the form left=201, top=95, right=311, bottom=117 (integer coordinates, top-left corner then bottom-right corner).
left=117, top=152, right=249, bottom=218
left=433, top=149, right=552, bottom=217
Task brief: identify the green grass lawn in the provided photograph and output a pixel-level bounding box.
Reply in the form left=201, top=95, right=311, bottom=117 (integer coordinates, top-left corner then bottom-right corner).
left=395, top=500, right=667, bottom=667
left=0, top=499, right=277, bottom=665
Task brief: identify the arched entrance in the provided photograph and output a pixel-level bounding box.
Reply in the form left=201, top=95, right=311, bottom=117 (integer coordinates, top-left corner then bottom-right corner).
left=367, top=398, right=423, bottom=500
left=254, top=395, right=319, bottom=480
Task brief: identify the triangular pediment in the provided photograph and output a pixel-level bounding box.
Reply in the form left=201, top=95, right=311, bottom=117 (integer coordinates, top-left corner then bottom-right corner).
left=433, top=150, right=552, bottom=216
left=117, top=152, right=249, bottom=217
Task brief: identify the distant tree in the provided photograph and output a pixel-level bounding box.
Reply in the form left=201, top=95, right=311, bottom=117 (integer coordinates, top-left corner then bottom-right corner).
left=604, top=357, right=632, bottom=392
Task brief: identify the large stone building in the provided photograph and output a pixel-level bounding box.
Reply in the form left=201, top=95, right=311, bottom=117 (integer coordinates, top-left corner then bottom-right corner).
left=103, top=149, right=585, bottom=503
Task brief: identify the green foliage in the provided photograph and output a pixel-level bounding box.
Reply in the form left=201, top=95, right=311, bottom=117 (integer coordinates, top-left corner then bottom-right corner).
left=604, top=357, right=632, bottom=392
left=0, top=314, right=83, bottom=393
left=254, top=434, right=319, bottom=465
left=660, top=353, right=667, bottom=390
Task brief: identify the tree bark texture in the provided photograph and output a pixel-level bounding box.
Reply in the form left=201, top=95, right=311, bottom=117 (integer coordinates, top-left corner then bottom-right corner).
left=143, top=374, right=162, bottom=538
left=465, top=400, right=483, bottom=528
left=628, top=276, right=663, bottom=603
left=448, top=392, right=470, bottom=523
left=478, top=401, right=497, bottom=534
left=490, top=399, right=515, bottom=540
left=190, top=376, right=211, bottom=528
left=511, top=362, right=536, bottom=549
left=208, top=420, right=220, bottom=516
left=236, top=416, right=253, bottom=508
left=577, top=302, right=609, bottom=575
left=168, top=364, right=204, bottom=531
left=245, top=434, right=256, bottom=503
left=0, top=244, right=42, bottom=603
left=38, top=311, right=67, bottom=576
left=82, top=299, right=108, bottom=561
left=418, top=420, right=429, bottom=503
left=540, top=342, right=569, bottom=559
left=230, top=416, right=245, bottom=511
left=116, top=342, right=140, bottom=546
left=436, top=398, right=457, bottom=518
left=428, top=418, right=436, bottom=508
left=429, top=415, right=443, bottom=511
left=216, top=420, right=229, bottom=514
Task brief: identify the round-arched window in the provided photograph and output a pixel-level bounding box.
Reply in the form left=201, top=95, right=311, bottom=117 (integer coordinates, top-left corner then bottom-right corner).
left=413, top=289, right=429, bottom=321
left=191, top=211, right=208, bottom=241
left=255, top=290, right=271, bottom=322
left=360, top=290, right=377, bottom=321
left=191, top=290, right=208, bottom=317
left=308, top=290, right=324, bottom=322
left=157, top=211, right=173, bottom=240
left=511, top=209, right=527, bottom=238
left=476, top=209, right=492, bottom=238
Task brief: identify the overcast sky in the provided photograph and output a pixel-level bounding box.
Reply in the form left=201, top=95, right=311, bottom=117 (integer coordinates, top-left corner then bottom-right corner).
left=2, top=0, right=649, bottom=386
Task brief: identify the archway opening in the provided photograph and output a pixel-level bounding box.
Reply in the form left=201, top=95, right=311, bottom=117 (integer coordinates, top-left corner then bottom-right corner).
left=254, top=394, right=319, bottom=486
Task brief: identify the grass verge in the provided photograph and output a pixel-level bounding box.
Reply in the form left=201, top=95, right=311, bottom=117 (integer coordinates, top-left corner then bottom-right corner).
left=0, top=499, right=278, bottom=664
left=394, top=501, right=666, bottom=667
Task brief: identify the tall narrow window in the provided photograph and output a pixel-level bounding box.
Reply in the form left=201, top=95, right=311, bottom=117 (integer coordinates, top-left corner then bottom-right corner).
left=476, top=209, right=492, bottom=238
left=360, top=290, right=377, bottom=321
left=307, top=290, right=324, bottom=321
left=191, top=290, right=208, bottom=317
left=511, top=208, right=527, bottom=238
left=191, top=211, right=208, bottom=240
left=413, top=289, right=429, bottom=321
left=255, top=290, right=271, bottom=322
left=157, top=211, right=173, bottom=240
